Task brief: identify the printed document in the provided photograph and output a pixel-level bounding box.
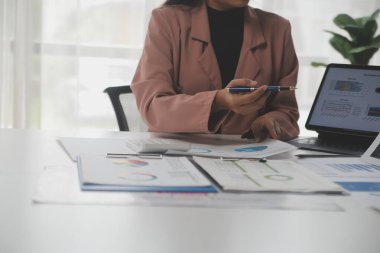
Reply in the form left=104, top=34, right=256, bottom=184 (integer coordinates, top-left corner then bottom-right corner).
left=59, top=136, right=296, bottom=161
left=33, top=165, right=343, bottom=211
left=77, top=154, right=216, bottom=192
left=193, top=157, right=345, bottom=193
left=168, top=138, right=296, bottom=159
left=297, top=157, right=380, bottom=210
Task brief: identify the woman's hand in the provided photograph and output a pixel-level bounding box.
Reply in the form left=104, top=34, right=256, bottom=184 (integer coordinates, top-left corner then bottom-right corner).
left=213, top=79, right=270, bottom=115
left=242, top=116, right=283, bottom=142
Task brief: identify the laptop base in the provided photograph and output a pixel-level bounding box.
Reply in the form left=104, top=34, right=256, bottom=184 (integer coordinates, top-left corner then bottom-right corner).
left=288, top=133, right=374, bottom=156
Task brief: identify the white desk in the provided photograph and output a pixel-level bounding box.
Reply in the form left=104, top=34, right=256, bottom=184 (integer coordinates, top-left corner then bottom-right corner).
left=0, top=128, right=379, bottom=253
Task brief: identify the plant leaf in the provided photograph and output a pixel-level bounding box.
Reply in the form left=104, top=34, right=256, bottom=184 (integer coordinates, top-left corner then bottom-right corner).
left=329, top=36, right=355, bottom=63
left=356, top=17, right=370, bottom=27
left=352, top=47, right=379, bottom=65
left=343, top=23, right=376, bottom=44
left=311, top=62, right=328, bottom=67
left=325, top=30, right=352, bottom=44
left=374, top=34, right=380, bottom=43
left=364, top=20, right=378, bottom=39
left=355, top=9, right=380, bottom=27
left=371, top=8, right=380, bottom=19
left=333, top=14, right=357, bottom=28
left=349, top=42, right=380, bottom=53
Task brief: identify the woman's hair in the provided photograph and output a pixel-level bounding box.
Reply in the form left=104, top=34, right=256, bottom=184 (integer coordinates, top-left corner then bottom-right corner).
left=163, top=0, right=202, bottom=6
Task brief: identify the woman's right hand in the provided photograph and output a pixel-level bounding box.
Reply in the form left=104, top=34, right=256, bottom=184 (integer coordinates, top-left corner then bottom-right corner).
left=212, top=79, right=270, bottom=115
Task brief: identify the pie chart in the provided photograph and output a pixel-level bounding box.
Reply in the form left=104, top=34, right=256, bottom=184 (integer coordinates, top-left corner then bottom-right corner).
left=234, top=146, right=268, bottom=152
left=112, top=159, right=149, bottom=167
left=119, top=172, right=157, bottom=181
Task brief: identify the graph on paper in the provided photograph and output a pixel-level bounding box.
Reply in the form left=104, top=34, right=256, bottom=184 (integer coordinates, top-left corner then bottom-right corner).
left=326, top=163, right=380, bottom=178
left=301, top=159, right=380, bottom=180
left=193, top=157, right=344, bottom=193
left=298, top=158, right=380, bottom=192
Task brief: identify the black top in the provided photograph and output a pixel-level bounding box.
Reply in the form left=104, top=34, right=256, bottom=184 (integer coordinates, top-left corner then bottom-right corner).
left=207, top=5, right=244, bottom=88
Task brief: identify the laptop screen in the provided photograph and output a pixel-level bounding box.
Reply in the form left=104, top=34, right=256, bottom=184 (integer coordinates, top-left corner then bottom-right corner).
left=306, top=63, right=380, bottom=138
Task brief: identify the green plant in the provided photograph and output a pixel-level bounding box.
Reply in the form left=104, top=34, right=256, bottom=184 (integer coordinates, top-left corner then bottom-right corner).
left=312, top=9, right=380, bottom=67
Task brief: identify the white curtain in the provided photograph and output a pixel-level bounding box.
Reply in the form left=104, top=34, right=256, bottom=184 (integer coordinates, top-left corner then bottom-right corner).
left=1, top=0, right=379, bottom=130
left=0, top=0, right=38, bottom=128
left=0, top=0, right=161, bottom=130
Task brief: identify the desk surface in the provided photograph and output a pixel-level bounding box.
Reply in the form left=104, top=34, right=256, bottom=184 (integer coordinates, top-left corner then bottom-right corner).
left=0, top=128, right=379, bottom=253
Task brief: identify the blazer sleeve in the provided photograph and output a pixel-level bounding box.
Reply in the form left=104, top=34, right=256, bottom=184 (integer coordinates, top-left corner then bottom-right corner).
left=131, top=9, right=218, bottom=133
left=261, top=21, right=300, bottom=140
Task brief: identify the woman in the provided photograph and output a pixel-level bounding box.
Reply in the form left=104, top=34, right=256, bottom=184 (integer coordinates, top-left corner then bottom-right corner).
left=131, top=0, right=299, bottom=142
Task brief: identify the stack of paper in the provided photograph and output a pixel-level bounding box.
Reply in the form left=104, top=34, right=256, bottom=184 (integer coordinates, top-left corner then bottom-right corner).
left=77, top=154, right=216, bottom=193
left=58, top=136, right=297, bottom=161
left=60, top=136, right=345, bottom=194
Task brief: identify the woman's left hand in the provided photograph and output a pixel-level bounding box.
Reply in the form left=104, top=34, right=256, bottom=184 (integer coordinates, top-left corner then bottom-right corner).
left=242, top=116, right=283, bottom=142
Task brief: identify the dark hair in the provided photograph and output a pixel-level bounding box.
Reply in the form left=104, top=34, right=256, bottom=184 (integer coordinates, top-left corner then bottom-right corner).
left=164, top=0, right=202, bottom=6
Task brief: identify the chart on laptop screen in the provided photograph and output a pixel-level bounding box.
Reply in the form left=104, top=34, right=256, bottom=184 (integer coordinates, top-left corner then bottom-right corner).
left=308, top=66, right=380, bottom=133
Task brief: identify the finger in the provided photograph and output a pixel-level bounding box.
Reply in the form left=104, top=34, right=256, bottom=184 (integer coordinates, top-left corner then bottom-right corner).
left=237, top=85, right=268, bottom=105
left=244, top=89, right=271, bottom=106
left=227, top=79, right=256, bottom=88
left=275, top=123, right=282, bottom=139
left=237, top=90, right=271, bottom=113
left=252, top=122, right=268, bottom=143
left=241, top=129, right=255, bottom=139
left=248, top=85, right=267, bottom=95
left=266, top=119, right=279, bottom=139
left=255, top=128, right=268, bottom=143
left=251, top=126, right=261, bottom=142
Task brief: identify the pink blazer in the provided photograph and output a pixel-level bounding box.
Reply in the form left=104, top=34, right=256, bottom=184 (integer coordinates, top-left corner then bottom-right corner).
left=131, top=1, right=300, bottom=140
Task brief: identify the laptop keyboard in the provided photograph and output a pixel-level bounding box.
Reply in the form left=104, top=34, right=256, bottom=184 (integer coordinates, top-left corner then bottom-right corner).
left=289, top=137, right=369, bottom=155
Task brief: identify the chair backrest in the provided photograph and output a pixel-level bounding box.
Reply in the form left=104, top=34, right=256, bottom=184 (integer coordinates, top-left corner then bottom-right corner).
left=103, top=85, right=147, bottom=131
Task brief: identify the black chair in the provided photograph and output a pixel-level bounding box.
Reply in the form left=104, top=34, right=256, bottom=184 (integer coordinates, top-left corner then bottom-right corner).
left=103, top=85, right=133, bottom=131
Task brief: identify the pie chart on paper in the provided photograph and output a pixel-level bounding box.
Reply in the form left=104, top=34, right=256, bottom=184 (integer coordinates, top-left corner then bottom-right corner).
left=234, top=146, right=268, bottom=152
left=111, top=159, right=149, bottom=167
left=119, top=172, right=157, bottom=182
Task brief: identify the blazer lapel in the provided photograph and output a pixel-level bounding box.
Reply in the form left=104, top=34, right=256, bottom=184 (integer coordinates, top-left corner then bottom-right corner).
left=235, top=7, right=266, bottom=81
left=191, top=2, right=222, bottom=90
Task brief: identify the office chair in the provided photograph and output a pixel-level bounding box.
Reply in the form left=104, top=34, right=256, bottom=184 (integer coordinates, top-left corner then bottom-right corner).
left=104, top=85, right=147, bottom=131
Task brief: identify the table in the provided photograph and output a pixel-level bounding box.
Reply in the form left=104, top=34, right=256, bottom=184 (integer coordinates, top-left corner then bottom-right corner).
left=0, top=128, right=379, bottom=253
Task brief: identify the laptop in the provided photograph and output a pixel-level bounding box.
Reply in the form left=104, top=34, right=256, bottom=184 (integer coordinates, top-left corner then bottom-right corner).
left=289, top=63, right=380, bottom=155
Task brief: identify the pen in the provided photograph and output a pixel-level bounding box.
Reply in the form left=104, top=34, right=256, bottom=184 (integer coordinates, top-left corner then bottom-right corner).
left=227, top=86, right=297, bottom=93
left=107, top=153, right=164, bottom=159
left=295, top=154, right=360, bottom=159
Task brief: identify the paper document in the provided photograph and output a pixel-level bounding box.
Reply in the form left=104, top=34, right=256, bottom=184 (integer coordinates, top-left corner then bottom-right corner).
left=59, top=136, right=296, bottom=161
left=297, top=157, right=380, bottom=210
left=126, top=138, right=191, bottom=153
left=168, top=138, right=296, bottom=158
left=193, top=157, right=345, bottom=193
left=77, top=154, right=216, bottom=193
left=297, top=157, right=380, bottom=191
left=33, top=165, right=343, bottom=211
left=58, top=137, right=136, bottom=161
